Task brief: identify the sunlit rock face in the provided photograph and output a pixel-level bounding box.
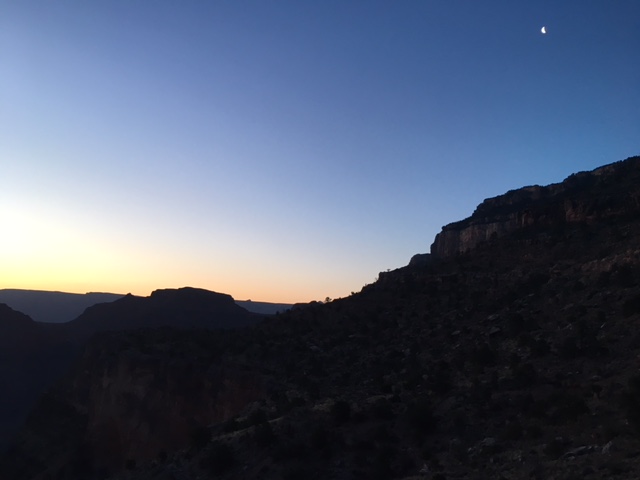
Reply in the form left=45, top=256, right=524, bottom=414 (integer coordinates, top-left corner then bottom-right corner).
left=431, top=156, right=640, bottom=257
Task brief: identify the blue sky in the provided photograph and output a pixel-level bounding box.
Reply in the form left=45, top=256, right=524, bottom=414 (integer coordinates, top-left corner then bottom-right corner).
left=1, top=1, right=638, bottom=302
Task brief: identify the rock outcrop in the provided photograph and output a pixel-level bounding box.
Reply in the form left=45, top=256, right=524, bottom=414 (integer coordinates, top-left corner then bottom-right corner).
left=0, top=287, right=262, bottom=464
left=408, top=253, right=432, bottom=267
left=65, top=287, right=260, bottom=340
left=3, top=330, right=265, bottom=479
left=430, top=156, right=640, bottom=257
left=0, top=305, right=74, bottom=450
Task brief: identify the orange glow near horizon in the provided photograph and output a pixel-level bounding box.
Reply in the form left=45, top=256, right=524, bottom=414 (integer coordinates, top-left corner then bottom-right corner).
left=0, top=275, right=345, bottom=304
left=0, top=204, right=359, bottom=303
left=2, top=2, right=638, bottom=312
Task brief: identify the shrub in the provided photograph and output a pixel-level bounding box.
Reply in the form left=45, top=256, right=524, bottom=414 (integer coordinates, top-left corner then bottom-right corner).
left=247, top=408, right=268, bottom=427
left=527, top=423, right=543, bottom=439
left=204, top=442, right=235, bottom=475
left=309, top=425, right=331, bottom=452
left=283, top=465, right=312, bottom=480
left=370, top=398, right=395, bottom=420
left=405, top=397, right=437, bottom=441
left=362, top=444, right=398, bottom=480
left=558, top=336, right=581, bottom=359
left=531, top=338, right=551, bottom=357
left=452, top=410, right=468, bottom=436
left=472, top=343, right=496, bottom=367
left=543, top=437, right=568, bottom=459
left=615, top=263, right=636, bottom=287
left=508, top=313, right=527, bottom=333
left=548, top=392, right=589, bottom=424
left=253, top=422, right=276, bottom=447
left=271, top=440, right=309, bottom=462
left=431, top=361, right=452, bottom=393
left=512, top=363, right=538, bottom=388
left=331, top=400, right=351, bottom=425
left=500, top=421, right=523, bottom=441
left=190, top=426, right=210, bottom=450
left=623, top=294, right=640, bottom=317
left=222, top=418, right=241, bottom=433
left=623, top=374, right=640, bottom=433
left=371, top=424, right=396, bottom=444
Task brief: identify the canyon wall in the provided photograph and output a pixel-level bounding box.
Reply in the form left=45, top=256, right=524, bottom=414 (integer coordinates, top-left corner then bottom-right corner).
left=3, top=330, right=264, bottom=479
left=430, top=156, right=640, bottom=257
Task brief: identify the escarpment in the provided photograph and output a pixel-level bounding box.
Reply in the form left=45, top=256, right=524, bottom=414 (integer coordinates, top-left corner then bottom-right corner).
left=3, top=329, right=265, bottom=479
left=431, top=156, right=640, bottom=257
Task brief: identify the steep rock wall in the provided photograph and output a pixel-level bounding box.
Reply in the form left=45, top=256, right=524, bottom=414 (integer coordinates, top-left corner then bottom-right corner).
left=430, top=156, right=640, bottom=257
left=84, top=351, right=263, bottom=470
left=3, top=330, right=265, bottom=479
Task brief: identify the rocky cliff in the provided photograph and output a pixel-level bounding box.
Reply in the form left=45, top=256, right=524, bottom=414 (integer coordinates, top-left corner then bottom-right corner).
left=3, top=329, right=264, bottom=479
left=430, top=156, right=640, bottom=257
left=0, top=305, right=74, bottom=449
left=0, top=287, right=262, bottom=467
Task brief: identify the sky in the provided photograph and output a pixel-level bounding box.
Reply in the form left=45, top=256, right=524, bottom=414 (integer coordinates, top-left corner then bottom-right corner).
left=1, top=1, right=639, bottom=303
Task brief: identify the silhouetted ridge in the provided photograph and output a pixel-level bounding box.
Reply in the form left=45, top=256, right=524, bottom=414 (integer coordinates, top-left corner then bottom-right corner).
left=431, top=155, right=640, bottom=257
left=149, top=287, right=238, bottom=310
left=0, top=303, right=35, bottom=328
left=66, top=287, right=260, bottom=339
left=0, top=290, right=124, bottom=323
left=0, top=305, right=74, bottom=450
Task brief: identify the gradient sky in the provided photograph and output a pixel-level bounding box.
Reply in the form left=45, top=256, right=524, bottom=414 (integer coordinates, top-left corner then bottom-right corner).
left=1, top=1, right=639, bottom=303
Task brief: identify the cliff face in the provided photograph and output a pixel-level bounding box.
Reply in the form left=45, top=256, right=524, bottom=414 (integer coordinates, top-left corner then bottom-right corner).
left=431, top=156, right=640, bottom=257
left=0, top=288, right=260, bottom=458
left=4, top=329, right=264, bottom=479
left=83, top=337, right=263, bottom=471
left=0, top=305, right=75, bottom=450
left=0, top=288, right=265, bottom=479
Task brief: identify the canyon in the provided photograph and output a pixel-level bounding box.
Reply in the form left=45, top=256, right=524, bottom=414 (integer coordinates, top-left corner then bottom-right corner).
left=2, top=155, right=640, bottom=479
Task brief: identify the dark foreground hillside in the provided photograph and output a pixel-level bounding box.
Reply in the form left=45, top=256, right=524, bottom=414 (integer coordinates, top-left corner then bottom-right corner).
left=3, top=156, right=640, bottom=480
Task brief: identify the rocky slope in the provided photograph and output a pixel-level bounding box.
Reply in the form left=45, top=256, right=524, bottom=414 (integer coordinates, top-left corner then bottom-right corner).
left=430, top=156, right=640, bottom=257
left=4, top=155, right=640, bottom=480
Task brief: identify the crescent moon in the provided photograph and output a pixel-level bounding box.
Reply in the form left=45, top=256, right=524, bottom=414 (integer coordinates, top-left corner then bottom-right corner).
left=541, top=26, right=547, bottom=34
